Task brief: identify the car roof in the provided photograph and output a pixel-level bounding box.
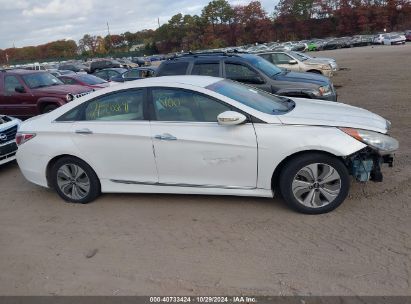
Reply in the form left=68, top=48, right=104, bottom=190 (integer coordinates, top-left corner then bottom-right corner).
left=1, top=69, right=45, bottom=75
left=115, top=75, right=222, bottom=89
left=95, top=68, right=126, bottom=72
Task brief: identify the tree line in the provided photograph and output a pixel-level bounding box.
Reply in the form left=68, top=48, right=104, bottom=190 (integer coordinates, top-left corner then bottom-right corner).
left=1, top=0, right=411, bottom=65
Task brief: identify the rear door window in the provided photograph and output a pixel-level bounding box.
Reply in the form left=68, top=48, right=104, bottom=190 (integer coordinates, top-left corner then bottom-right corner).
left=157, top=62, right=189, bottom=76
left=191, top=62, right=220, bottom=77
left=84, top=90, right=145, bottom=121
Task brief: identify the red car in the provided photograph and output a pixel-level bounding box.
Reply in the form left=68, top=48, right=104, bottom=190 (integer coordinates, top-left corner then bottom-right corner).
left=0, top=69, right=92, bottom=118
left=58, top=74, right=110, bottom=89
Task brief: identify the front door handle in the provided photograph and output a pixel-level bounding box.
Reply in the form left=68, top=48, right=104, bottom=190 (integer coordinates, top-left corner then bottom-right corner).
left=75, top=128, right=93, bottom=135
left=154, top=133, right=177, bottom=141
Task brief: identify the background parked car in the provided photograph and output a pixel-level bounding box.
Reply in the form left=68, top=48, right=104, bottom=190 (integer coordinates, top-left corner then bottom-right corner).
left=48, top=69, right=76, bottom=77
left=323, top=37, right=353, bottom=50
left=58, top=74, right=110, bottom=89
left=117, top=59, right=139, bottom=69
left=292, top=52, right=339, bottom=73
left=59, top=62, right=89, bottom=73
left=110, top=67, right=157, bottom=82
left=0, top=69, right=92, bottom=117
left=350, top=35, right=373, bottom=47
left=0, top=114, right=20, bottom=166
left=373, top=34, right=385, bottom=44
left=89, top=59, right=122, bottom=73
left=405, top=30, right=411, bottom=41
left=257, top=51, right=334, bottom=77
left=92, top=68, right=128, bottom=81
left=383, top=33, right=406, bottom=45
left=156, top=52, right=337, bottom=101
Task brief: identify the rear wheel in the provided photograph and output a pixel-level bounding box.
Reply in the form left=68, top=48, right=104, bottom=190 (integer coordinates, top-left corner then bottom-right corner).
left=279, top=153, right=350, bottom=214
left=51, top=156, right=101, bottom=204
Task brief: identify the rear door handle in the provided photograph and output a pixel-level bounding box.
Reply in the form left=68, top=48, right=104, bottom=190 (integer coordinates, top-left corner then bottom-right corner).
left=154, top=133, right=177, bottom=141
left=75, top=128, right=93, bottom=135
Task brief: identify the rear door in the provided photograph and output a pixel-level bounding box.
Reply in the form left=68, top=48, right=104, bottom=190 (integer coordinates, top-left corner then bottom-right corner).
left=69, top=88, right=158, bottom=184
left=148, top=87, right=257, bottom=188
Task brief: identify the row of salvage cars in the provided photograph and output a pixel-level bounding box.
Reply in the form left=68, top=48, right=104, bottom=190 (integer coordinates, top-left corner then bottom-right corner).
left=1, top=52, right=399, bottom=214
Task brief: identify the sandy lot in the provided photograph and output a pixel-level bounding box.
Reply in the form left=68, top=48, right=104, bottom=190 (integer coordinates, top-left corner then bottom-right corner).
left=0, top=45, right=410, bottom=296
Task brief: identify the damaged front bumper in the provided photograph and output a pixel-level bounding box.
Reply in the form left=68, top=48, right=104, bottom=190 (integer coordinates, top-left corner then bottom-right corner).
left=346, top=148, right=395, bottom=182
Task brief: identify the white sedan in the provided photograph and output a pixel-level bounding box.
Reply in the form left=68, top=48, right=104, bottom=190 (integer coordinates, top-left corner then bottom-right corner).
left=16, top=76, right=398, bottom=214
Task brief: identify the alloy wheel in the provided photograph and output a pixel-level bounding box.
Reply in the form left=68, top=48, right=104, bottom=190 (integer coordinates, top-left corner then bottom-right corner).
left=291, top=163, right=341, bottom=208
left=57, top=164, right=90, bottom=200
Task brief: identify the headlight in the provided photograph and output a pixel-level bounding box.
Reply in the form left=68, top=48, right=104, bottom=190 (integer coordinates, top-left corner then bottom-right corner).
left=313, top=85, right=332, bottom=97
left=66, top=93, right=74, bottom=102
left=386, top=119, right=392, bottom=130
left=340, top=128, right=399, bottom=154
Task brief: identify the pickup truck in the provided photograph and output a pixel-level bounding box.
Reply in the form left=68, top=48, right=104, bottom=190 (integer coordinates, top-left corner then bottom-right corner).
left=0, top=69, right=93, bottom=118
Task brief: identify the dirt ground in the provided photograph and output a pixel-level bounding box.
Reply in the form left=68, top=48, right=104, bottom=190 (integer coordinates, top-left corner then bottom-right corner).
left=0, top=45, right=410, bottom=296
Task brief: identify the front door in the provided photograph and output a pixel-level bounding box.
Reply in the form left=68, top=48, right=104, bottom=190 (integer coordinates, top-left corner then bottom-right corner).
left=271, top=53, right=301, bottom=72
left=149, top=87, right=257, bottom=188
left=0, top=75, right=35, bottom=117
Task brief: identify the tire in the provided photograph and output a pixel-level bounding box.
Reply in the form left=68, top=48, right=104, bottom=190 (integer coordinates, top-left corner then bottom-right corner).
left=279, top=153, right=350, bottom=214
left=50, top=156, right=101, bottom=204
left=42, top=104, right=59, bottom=114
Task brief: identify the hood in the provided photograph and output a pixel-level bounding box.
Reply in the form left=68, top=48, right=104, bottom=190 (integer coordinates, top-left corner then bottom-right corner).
left=0, top=115, right=21, bottom=132
left=274, top=70, right=330, bottom=86
left=311, top=56, right=336, bottom=62
left=304, top=59, right=331, bottom=67
left=90, top=83, right=110, bottom=89
left=278, top=98, right=388, bottom=133
left=32, top=84, right=91, bottom=95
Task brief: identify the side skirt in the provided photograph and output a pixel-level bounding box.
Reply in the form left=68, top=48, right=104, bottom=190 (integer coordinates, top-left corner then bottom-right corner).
left=100, top=179, right=273, bottom=198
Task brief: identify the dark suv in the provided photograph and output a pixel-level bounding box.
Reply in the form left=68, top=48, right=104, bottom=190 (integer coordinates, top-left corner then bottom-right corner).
left=89, top=59, right=121, bottom=73
left=156, top=52, right=337, bottom=101
left=0, top=69, right=92, bottom=118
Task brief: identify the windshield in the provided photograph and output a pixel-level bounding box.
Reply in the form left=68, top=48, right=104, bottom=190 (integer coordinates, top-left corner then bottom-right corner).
left=241, top=54, right=282, bottom=77
left=206, top=79, right=293, bottom=115
left=77, top=74, right=107, bottom=85
left=22, top=72, right=63, bottom=89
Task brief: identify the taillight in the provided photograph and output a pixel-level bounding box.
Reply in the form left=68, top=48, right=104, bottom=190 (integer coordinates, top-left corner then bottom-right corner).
left=16, top=133, right=36, bottom=146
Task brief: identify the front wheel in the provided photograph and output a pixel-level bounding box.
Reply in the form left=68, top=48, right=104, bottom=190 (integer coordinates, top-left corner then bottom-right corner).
left=279, top=153, right=350, bottom=214
left=51, top=157, right=101, bottom=204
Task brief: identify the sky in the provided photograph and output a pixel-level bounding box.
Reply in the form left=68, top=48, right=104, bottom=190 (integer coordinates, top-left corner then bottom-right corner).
left=0, top=0, right=277, bottom=49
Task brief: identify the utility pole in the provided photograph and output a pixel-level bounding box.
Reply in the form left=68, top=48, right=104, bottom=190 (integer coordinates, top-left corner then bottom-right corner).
left=158, top=17, right=160, bottom=29
left=107, top=21, right=112, bottom=52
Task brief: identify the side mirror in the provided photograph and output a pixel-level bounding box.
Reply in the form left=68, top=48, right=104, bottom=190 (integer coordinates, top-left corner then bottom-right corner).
left=15, top=86, right=26, bottom=93
left=217, top=111, right=247, bottom=126
left=288, top=59, right=298, bottom=65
